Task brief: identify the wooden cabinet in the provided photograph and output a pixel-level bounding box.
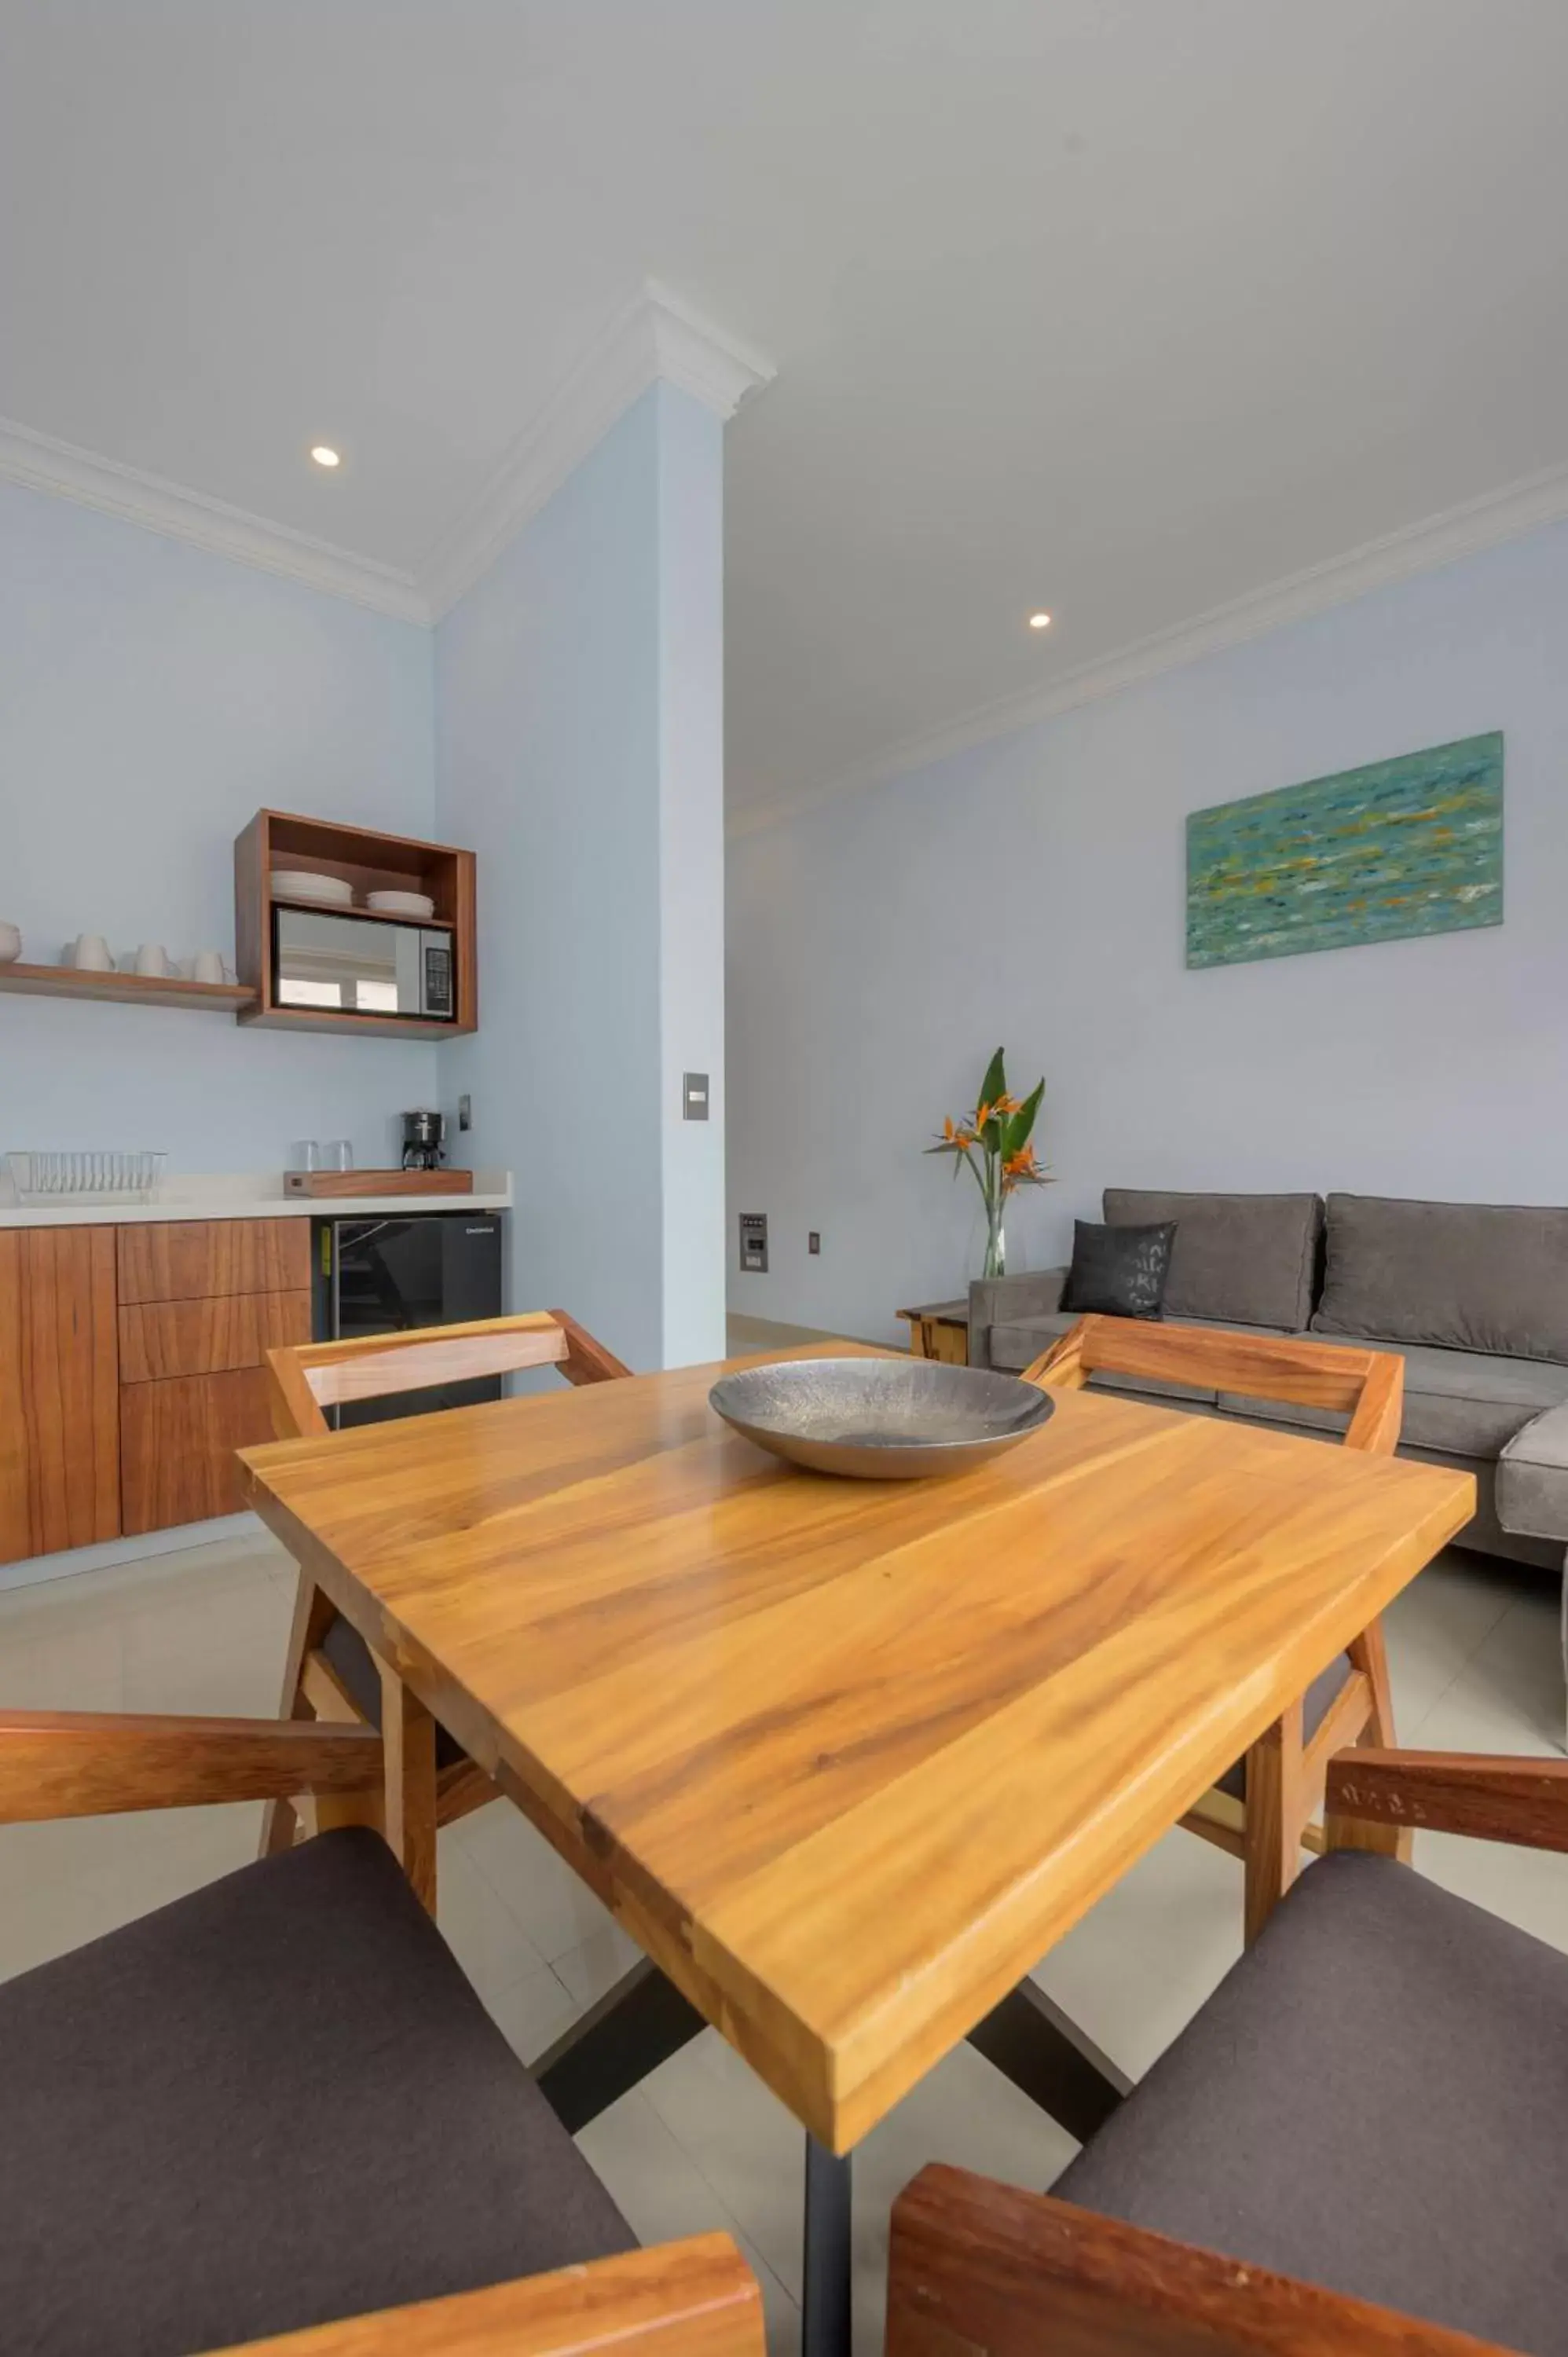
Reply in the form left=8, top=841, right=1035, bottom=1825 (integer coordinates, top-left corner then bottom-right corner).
left=116, top=1219, right=310, bottom=1306
left=0, top=1227, right=121, bottom=1564
left=118, top=1288, right=311, bottom=1382
left=1, top=1214, right=317, bottom=1561
left=120, top=1366, right=280, bottom=1534
left=115, top=1219, right=312, bottom=1538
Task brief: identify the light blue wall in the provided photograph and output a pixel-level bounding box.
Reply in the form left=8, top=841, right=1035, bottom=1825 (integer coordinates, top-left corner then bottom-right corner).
left=727, top=519, right=1568, bottom=1343
left=0, top=482, right=439, bottom=1169
left=436, top=385, right=727, bottom=1371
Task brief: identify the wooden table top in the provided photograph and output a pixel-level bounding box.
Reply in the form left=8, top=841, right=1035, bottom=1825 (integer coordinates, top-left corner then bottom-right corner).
left=241, top=1343, right=1474, bottom=2152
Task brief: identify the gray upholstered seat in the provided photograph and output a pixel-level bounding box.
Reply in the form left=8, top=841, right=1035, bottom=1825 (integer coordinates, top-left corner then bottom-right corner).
left=1054, top=1849, right=1568, bottom=2353
left=2, top=1827, right=633, bottom=2357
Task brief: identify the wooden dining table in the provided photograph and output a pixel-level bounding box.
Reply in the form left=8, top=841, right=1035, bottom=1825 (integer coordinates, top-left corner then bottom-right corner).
left=241, top=1340, right=1474, bottom=2357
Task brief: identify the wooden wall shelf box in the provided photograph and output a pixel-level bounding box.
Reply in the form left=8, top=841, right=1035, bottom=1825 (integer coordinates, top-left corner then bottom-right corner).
left=0, top=964, right=256, bottom=1013
left=235, top=810, right=478, bottom=1039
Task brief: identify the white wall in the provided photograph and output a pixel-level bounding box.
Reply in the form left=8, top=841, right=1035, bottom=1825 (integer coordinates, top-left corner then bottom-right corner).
left=0, top=482, right=438, bottom=1169
left=727, top=519, right=1568, bottom=1344
left=436, top=384, right=726, bottom=1370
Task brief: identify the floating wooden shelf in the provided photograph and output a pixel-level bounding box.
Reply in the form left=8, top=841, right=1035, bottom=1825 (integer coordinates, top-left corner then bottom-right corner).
left=236, top=810, right=478, bottom=1038
left=0, top=962, right=257, bottom=1013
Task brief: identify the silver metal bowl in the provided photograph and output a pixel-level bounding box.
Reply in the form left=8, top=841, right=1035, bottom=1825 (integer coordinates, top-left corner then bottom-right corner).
left=709, top=1355, right=1056, bottom=1479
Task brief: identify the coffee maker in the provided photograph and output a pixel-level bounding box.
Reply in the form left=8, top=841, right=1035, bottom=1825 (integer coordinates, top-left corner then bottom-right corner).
left=401, top=1109, right=446, bottom=1171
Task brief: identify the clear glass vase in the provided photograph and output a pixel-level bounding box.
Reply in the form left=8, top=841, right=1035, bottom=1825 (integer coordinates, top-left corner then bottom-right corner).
left=980, top=1196, right=1006, bottom=1281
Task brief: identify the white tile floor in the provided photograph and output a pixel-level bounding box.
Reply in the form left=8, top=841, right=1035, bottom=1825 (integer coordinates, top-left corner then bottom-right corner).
left=0, top=1527, right=1562, bottom=2352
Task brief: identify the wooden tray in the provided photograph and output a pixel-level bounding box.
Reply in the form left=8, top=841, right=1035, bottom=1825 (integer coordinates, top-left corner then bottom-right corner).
left=283, top=1168, right=477, bottom=1197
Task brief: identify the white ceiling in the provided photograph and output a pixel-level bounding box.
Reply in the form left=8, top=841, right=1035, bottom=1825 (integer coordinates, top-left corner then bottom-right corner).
left=6, top=0, right=1568, bottom=820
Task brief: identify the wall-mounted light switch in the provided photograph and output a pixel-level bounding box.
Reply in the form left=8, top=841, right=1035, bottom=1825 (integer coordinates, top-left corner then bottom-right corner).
left=683, top=1072, right=710, bottom=1121
left=457, top=1094, right=472, bottom=1133
left=808, top=1231, right=821, bottom=1255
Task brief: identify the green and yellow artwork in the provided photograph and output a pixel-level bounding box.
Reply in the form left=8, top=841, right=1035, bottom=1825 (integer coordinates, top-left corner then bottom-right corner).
left=1185, top=731, right=1504, bottom=970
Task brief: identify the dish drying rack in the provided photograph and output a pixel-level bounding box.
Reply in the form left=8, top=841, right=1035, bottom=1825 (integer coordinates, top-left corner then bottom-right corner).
left=5, top=1151, right=168, bottom=1204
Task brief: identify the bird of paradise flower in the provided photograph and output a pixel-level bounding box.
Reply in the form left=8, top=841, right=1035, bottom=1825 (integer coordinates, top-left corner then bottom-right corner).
left=926, top=1047, right=1051, bottom=1280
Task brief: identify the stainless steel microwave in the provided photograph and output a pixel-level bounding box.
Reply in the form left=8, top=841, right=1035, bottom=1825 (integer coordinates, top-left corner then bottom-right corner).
left=273, top=907, right=454, bottom=1021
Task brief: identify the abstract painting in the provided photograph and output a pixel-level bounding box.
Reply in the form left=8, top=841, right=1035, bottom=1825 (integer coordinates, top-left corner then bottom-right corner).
left=1185, top=731, right=1504, bottom=970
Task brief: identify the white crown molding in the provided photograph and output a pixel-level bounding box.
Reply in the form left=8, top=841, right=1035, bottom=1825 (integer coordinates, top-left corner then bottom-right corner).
left=0, top=416, right=427, bottom=622
left=727, top=454, right=1568, bottom=843
left=0, top=283, right=773, bottom=628
left=419, top=280, right=775, bottom=617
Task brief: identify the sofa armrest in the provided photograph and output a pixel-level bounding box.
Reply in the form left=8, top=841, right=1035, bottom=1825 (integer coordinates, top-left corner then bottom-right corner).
left=967, top=1268, right=1070, bottom=1369
left=1497, top=1401, right=1568, bottom=1544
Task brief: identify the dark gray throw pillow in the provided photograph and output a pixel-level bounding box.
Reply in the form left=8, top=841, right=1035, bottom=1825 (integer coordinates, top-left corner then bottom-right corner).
left=1063, top=1219, right=1176, bottom=1320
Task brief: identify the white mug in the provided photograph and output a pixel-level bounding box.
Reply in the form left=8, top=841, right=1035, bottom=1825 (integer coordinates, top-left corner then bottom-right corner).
left=0, top=920, right=20, bottom=964
left=72, top=933, right=113, bottom=972
left=191, top=949, right=234, bottom=984
left=135, top=943, right=170, bottom=978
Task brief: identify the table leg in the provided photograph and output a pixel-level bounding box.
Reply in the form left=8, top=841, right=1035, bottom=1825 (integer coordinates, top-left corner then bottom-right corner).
left=802, top=2136, right=852, bottom=2357
left=258, top=1571, right=338, bottom=1858
left=379, top=1662, right=437, bottom=1912
left=534, top=1955, right=705, bottom=2132
left=966, top=1976, right=1130, bottom=2141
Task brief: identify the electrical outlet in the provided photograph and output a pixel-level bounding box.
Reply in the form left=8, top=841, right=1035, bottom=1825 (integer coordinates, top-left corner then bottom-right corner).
left=808, top=1231, right=821, bottom=1255
left=457, top=1094, right=472, bottom=1133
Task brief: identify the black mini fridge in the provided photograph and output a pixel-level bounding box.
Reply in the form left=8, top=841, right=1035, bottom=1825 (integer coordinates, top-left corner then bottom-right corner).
left=313, top=1211, right=504, bottom=1427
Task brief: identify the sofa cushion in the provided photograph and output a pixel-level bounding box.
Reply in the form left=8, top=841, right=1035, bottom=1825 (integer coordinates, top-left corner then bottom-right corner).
left=0, top=1827, right=634, bottom=2357
left=1497, top=1401, right=1568, bottom=1541
left=1236, top=1334, right=1568, bottom=1460
left=1062, top=1219, right=1175, bottom=1320
left=1104, top=1190, right=1322, bottom=1331
left=1313, top=1193, right=1568, bottom=1363
left=1054, top=1849, right=1568, bottom=2353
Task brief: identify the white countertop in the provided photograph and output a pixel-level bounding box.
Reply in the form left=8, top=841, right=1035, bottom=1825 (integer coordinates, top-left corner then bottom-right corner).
left=0, top=1171, right=512, bottom=1227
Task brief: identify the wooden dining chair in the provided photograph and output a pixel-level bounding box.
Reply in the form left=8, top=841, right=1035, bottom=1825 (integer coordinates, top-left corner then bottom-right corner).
left=260, top=1310, right=632, bottom=1881
left=203, top=2238, right=764, bottom=2357
left=887, top=1748, right=1568, bottom=2357
left=0, top=1704, right=760, bottom=2357
left=1023, top=1314, right=1406, bottom=1941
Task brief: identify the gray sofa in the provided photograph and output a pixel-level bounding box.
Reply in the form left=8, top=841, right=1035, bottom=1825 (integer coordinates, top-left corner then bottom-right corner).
left=969, top=1189, right=1568, bottom=1572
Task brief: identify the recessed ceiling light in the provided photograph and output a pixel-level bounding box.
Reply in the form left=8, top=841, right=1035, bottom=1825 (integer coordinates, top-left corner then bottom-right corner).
left=310, top=445, right=341, bottom=469
left=1028, top=610, right=1052, bottom=630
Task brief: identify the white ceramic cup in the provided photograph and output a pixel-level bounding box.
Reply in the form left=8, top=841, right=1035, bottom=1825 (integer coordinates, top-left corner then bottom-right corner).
left=72, top=933, right=113, bottom=972
left=191, top=949, right=233, bottom=984
left=135, top=943, right=170, bottom=978
left=0, top=920, right=20, bottom=964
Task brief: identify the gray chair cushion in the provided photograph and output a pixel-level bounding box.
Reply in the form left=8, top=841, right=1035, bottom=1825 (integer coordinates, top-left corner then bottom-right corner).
left=1498, top=1401, right=1568, bottom=1541
left=1054, top=1850, right=1568, bottom=2352
left=1, top=1827, right=633, bottom=2357
left=1104, top=1190, right=1323, bottom=1331
left=1313, top=1193, right=1568, bottom=1364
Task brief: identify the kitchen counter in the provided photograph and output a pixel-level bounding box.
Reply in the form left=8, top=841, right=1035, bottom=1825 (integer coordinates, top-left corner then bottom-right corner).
left=0, top=1171, right=512, bottom=1227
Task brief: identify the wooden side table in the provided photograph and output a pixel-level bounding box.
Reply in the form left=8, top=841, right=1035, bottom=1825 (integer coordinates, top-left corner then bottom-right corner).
left=897, top=1298, right=970, bottom=1365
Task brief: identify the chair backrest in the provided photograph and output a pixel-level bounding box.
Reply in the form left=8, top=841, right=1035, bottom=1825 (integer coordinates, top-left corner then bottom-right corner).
left=1022, top=1314, right=1403, bottom=1455
left=886, top=2165, right=1505, bottom=2357
left=209, top=2235, right=765, bottom=2357
left=267, top=1310, right=631, bottom=1439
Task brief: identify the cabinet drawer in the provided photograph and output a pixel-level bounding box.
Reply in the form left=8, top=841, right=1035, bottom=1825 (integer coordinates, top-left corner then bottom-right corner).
left=120, top=1367, right=274, bottom=1535
left=0, top=1226, right=120, bottom=1564
left=118, top=1289, right=311, bottom=1384
left=117, top=1219, right=310, bottom=1306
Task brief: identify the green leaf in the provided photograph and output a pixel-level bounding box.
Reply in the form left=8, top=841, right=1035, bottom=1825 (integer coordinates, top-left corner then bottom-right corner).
left=978, top=1045, right=1006, bottom=1112
left=1004, top=1077, right=1045, bottom=1158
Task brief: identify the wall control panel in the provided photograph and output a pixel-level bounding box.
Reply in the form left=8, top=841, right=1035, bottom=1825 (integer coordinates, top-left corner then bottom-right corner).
left=739, top=1212, right=768, bottom=1273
